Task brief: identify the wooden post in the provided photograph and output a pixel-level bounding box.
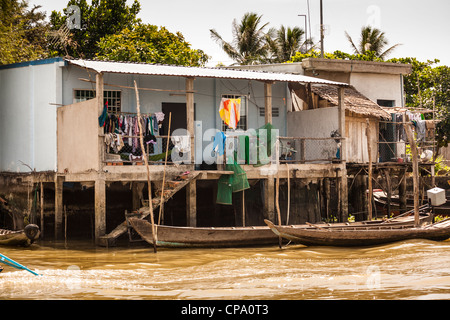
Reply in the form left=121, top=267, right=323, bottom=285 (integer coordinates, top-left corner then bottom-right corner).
left=185, top=77, right=196, bottom=227
left=242, top=190, right=246, bottom=227
left=94, top=177, right=106, bottom=243
left=40, top=182, right=44, bottom=238
left=337, top=87, right=346, bottom=161
left=158, top=112, right=172, bottom=225
left=134, top=80, right=157, bottom=252
left=337, top=87, right=348, bottom=222
left=286, top=164, right=290, bottom=225
left=366, top=119, right=373, bottom=220
left=404, top=123, right=420, bottom=226
left=96, top=73, right=104, bottom=171
left=264, top=178, right=275, bottom=221
left=264, top=81, right=273, bottom=124
left=385, top=168, right=392, bottom=217
left=186, top=180, right=197, bottom=227
left=399, top=169, right=407, bottom=214
left=54, top=176, right=64, bottom=240
left=186, top=77, right=195, bottom=165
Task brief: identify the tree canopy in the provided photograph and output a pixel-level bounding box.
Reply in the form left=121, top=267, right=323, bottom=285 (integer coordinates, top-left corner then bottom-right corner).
left=210, top=12, right=271, bottom=65
left=345, top=26, right=401, bottom=60
left=96, top=23, right=209, bottom=66
left=0, top=0, right=49, bottom=64
left=49, top=0, right=141, bottom=59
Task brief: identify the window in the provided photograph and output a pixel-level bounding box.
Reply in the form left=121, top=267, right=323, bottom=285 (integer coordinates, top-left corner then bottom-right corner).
left=259, top=107, right=279, bottom=117
left=377, top=99, right=395, bottom=108
left=221, top=94, right=247, bottom=131
left=74, top=89, right=122, bottom=113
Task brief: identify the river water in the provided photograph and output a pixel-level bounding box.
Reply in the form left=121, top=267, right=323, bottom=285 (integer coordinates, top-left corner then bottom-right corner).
left=1, top=239, right=449, bottom=301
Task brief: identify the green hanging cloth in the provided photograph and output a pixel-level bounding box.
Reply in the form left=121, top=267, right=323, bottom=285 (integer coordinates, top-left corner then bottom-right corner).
left=216, top=160, right=250, bottom=205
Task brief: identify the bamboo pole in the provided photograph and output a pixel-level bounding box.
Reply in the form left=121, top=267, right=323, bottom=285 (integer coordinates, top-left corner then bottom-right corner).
left=134, top=80, right=157, bottom=253
left=366, top=119, right=373, bottom=220
left=158, top=112, right=172, bottom=225
left=404, top=123, right=420, bottom=226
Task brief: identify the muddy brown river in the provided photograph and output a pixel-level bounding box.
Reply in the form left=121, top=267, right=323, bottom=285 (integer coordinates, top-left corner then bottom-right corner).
left=1, top=239, right=449, bottom=301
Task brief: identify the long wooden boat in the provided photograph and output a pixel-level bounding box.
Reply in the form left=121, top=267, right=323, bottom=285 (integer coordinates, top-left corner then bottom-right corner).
left=128, top=218, right=280, bottom=248
left=264, top=218, right=450, bottom=247
left=128, top=207, right=433, bottom=248
left=0, top=224, right=40, bottom=247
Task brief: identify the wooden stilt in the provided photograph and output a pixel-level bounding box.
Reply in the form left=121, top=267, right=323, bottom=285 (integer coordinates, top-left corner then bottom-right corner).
left=94, top=178, right=106, bottom=244
left=40, top=182, right=44, bottom=238
left=404, top=123, right=420, bottom=226
left=134, top=80, right=157, bottom=253
left=264, top=178, right=275, bottom=221
left=286, top=164, right=290, bottom=225
left=399, top=169, right=407, bottom=214
left=54, top=176, right=64, bottom=240
left=366, top=119, right=373, bottom=220
left=385, top=168, right=392, bottom=217
left=242, top=190, right=245, bottom=227
left=186, top=180, right=197, bottom=227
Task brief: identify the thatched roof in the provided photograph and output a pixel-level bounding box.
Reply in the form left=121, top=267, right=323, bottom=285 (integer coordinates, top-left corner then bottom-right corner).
left=311, top=85, right=391, bottom=119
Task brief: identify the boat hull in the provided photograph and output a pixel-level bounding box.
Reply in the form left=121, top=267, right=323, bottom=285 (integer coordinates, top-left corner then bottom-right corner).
left=128, top=210, right=433, bottom=248
left=265, top=219, right=450, bottom=247
left=0, top=224, right=40, bottom=247
left=129, top=218, right=280, bottom=248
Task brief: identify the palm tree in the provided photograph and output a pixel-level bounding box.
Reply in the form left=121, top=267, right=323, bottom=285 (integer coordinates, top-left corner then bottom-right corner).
left=345, top=26, right=401, bottom=59
left=210, top=12, right=270, bottom=65
left=266, top=25, right=311, bottom=62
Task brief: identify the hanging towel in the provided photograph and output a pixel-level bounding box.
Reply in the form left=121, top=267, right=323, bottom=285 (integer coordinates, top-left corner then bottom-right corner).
left=98, top=101, right=108, bottom=127
left=219, top=98, right=241, bottom=129
left=213, top=131, right=226, bottom=156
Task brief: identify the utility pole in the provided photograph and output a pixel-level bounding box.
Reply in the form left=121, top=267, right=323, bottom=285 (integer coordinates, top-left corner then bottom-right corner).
left=298, top=14, right=308, bottom=52
left=320, top=0, right=324, bottom=58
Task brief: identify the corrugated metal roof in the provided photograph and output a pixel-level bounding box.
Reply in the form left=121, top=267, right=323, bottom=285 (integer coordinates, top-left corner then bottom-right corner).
left=66, top=59, right=348, bottom=86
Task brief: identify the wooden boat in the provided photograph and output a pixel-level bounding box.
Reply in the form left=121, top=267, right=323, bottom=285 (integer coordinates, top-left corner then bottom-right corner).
left=0, top=224, right=40, bottom=247
left=128, top=206, right=433, bottom=248
left=264, top=218, right=450, bottom=247
left=128, top=218, right=280, bottom=248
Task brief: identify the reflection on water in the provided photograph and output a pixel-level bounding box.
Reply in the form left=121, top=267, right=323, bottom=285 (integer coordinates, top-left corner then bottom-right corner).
left=1, top=239, right=449, bottom=300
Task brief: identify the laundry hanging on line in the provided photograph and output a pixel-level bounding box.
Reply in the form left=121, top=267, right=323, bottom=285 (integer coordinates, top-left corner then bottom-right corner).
left=219, top=98, right=241, bottom=129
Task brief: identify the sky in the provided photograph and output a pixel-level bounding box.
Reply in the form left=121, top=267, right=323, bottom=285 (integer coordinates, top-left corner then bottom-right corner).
left=30, top=0, right=450, bottom=67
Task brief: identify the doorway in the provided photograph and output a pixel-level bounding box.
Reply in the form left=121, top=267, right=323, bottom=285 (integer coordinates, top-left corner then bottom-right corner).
left=161, top=102, right=187, bottom=135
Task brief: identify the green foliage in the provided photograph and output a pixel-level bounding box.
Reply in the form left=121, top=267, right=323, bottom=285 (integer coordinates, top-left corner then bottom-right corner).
left=210, top=12, right=271, bottom=65
left=288, top=49, right=383, bottom=63
left=49, top=0, right=141, bottom=58
left=96, top=24, right=209, bottom=66
left=0, top=0, right=49, bottom=64
left=266, top=25, right=307, bottom=63
left=345, top=26, right=401, bottom=59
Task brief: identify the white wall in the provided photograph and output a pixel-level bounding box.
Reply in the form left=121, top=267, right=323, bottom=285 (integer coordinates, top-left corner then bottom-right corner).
left=0, top=59, right=63, bottom=172
left=350, top=73, right=403, bottom=107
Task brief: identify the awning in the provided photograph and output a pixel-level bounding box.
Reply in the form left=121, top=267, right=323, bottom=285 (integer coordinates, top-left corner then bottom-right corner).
left=66, top=59, right=349, bottom=87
